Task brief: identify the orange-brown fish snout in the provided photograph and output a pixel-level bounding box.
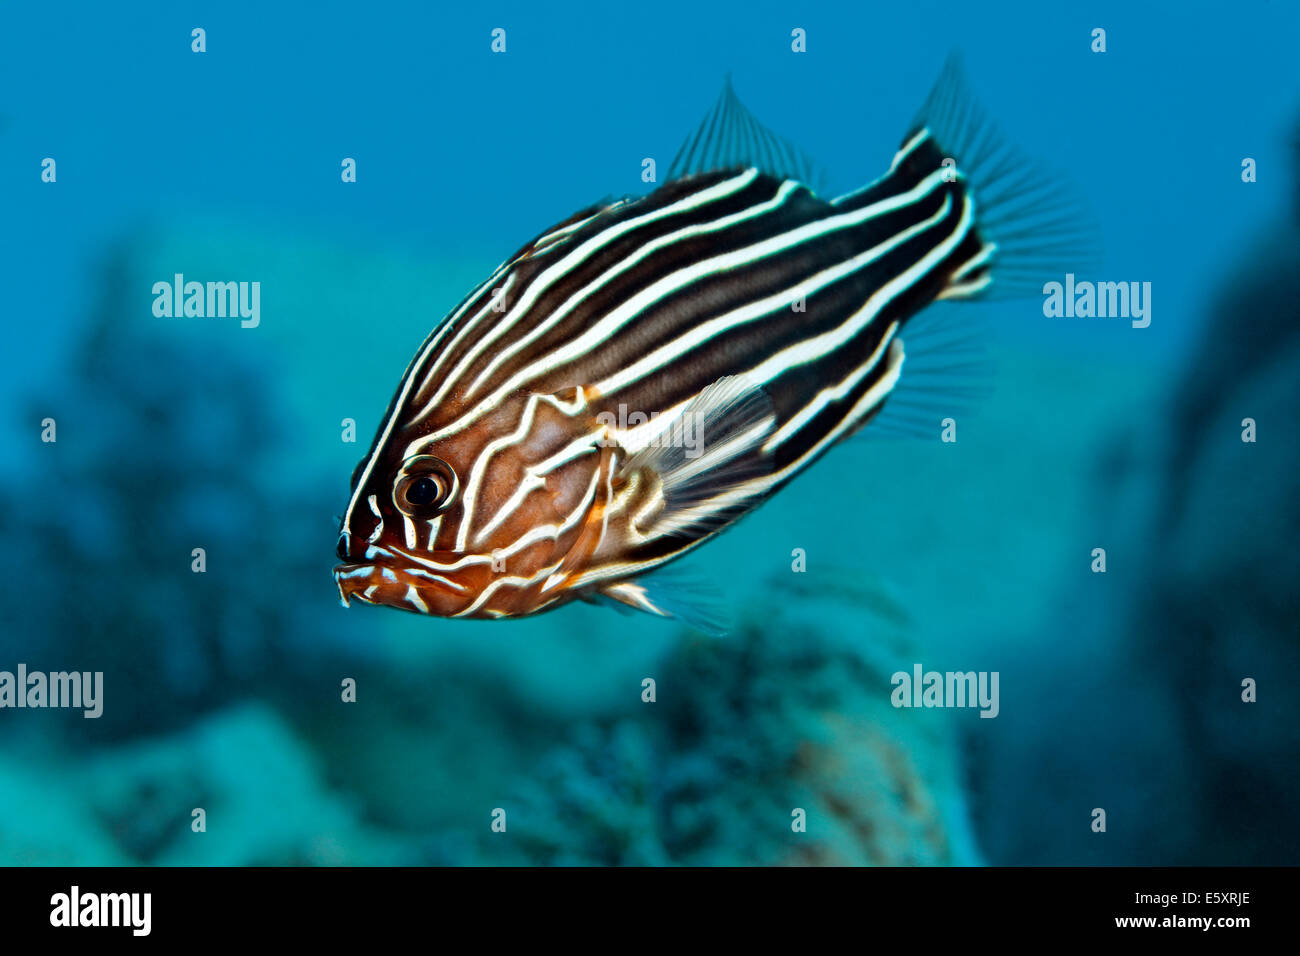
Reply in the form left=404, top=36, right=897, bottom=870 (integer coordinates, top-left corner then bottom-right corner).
left=333, top=561, right=475, bottom=617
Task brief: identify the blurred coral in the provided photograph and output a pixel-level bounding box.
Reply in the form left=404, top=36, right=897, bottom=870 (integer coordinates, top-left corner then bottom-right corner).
left=493, top=615, right=979, bottom=866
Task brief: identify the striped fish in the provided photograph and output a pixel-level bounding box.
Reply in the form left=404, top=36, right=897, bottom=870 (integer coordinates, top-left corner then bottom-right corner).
left=334, top=56, right=1089, bottom=630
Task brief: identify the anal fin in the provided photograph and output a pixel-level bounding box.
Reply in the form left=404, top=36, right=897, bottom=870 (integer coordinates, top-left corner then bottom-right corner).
left=861, top=309, right=995, bottom=441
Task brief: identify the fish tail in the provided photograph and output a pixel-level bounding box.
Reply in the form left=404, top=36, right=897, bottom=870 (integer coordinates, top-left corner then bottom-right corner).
left=833, top=55, right=1101, bottom=440
left=836, top=53, right=1100, bottom=302
left=921, top=53, right=1100, bottom=300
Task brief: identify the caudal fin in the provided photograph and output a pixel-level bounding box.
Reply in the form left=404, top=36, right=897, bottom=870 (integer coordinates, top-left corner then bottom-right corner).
left=849, top=55, right=1100, bottom=439
left=835, top=53, right=1101, bottom=302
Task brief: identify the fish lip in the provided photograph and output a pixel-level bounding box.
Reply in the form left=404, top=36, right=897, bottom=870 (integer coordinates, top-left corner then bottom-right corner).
left=333, top=541, right=486, bottom=608
left=358, top=541, right=493, bottom=575
left=332, top=559, right=470, bottom=597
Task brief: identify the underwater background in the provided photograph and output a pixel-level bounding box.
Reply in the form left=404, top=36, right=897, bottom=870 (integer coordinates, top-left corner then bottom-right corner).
left=2, top=0, right=1297, bottom=865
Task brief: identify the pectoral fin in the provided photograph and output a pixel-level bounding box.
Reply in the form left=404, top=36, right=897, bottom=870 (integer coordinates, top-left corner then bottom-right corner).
left=613, top=374, right=777, bottom=540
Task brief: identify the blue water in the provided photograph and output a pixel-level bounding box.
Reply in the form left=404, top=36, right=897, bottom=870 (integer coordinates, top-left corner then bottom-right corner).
left=1, top=1, right=1297, bottom=865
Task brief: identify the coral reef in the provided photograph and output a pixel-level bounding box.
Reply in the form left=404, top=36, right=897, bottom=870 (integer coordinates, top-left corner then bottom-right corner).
left=492, top=613, right=979, bottom=866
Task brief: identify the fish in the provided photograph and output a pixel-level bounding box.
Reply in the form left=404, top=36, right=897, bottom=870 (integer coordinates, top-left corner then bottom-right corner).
left=334, top=55, right=1091, bottom=631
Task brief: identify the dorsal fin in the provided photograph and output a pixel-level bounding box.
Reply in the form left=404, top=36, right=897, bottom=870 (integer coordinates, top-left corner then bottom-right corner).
left=668, top=76, right=823, bottom=189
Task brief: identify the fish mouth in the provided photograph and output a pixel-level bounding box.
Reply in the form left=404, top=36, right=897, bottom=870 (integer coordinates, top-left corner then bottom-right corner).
left=333, top=559, right=470, bottom=612
left=339, top=541, right=493, bottom=574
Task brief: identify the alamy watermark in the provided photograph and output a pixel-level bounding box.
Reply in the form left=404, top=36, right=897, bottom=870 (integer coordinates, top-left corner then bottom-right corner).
left=152, top=274, right=260, bottom=328
left=50, top=886, right=150, bottom=936
left=1042, top=273, right=1151, bottom=328
left=0, top=664, right=103, bottom=718
left=891, top=663, right=999, bottom=718
left=595, top=404, right=704, bottom=459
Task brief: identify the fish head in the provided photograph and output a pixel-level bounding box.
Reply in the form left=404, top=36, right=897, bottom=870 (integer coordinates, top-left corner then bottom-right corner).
left=334, top=391, right=617, bottom=619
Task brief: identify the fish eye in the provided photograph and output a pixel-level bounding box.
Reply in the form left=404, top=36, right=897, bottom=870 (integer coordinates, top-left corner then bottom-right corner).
left=393, top=455, right=458, bottom=517
left=405, top=476, right=441, bottom=505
